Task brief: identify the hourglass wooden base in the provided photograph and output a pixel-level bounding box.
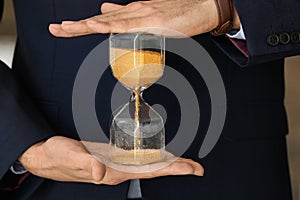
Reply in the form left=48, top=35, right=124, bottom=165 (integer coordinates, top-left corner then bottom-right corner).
left=111, top=149, right=163, bottom=165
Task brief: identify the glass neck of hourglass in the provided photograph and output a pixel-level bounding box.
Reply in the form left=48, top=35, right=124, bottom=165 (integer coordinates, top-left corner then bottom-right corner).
left=130, top=89, right=145, bottom=102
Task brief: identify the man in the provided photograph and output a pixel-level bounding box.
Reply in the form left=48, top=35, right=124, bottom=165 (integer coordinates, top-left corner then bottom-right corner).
left=1, top=0, right=300, bottom=199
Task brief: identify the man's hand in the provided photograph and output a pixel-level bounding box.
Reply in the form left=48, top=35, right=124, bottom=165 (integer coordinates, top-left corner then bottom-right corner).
left=19, top=136, right=203, bottom=185
left=49, top=0, right=220, bottom=37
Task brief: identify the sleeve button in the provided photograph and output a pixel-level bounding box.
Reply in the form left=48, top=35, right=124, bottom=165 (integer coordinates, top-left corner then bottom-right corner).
left=291, top=32, right=300, bottom=43
left=279, top=32, right=290, bottom=44
left=267, top=34, right=280, bottom=46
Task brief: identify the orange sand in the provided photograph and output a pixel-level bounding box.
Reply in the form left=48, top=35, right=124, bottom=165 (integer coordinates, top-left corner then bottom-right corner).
left=110, top=48, right=164, bottom=89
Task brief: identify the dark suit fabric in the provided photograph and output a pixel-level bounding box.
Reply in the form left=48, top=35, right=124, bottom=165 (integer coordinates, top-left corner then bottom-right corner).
left=0, top=60, right=55, bottom=179
left=0, top=0, right=299, bottom=199
left=216, top=0, right=300, bottom=66
left=0, top=0, right=3, bottom=22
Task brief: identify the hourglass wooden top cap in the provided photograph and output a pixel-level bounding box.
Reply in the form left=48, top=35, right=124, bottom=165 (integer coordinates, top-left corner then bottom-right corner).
left=109, top=33, right=165, bottom=51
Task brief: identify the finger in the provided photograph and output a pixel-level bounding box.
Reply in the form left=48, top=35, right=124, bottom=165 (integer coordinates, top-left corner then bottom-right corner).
left=86, top=17, right=148, bottom=34
left=55, top=12, right=144, bottom=37
left=98, top=7, right=152, bottom=23
left=101, top=1, right=155, bottom=15
left=120, top=161, right=200, bottom=182
left=49, top=24, right=84, bottom=37
left=91, top=154, right=204, bottom=185
left=100, top=1, right=150, bottom=17
left=176, top=158, right=204, bottom=176
left=148, top=158, right=204, bottom=177
left=61, top=21, right=91, bottom=35
left=154, top=160, right=203, bottom=177
left=96, top=2, right=156, bottom=24
left=50, top=1, right=157, bottom=37
left=49, top=24, right=66, bottom=36
left=124, top=159, right=203, bottom=180
left=101, top=2, right=125, bottom=13
left=51, top=20, right=95, bottom=37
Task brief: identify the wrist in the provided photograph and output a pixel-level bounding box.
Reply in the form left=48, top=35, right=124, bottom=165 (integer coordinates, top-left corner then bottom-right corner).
left=18, top=140, right=45, bottom=172
left=10, top=161, right=27, bottom=174
left=207, top=0, right=219, bottom=31
left=232, top=5, right=241, bottom=30
left=210, top=0, right=236, bottom=36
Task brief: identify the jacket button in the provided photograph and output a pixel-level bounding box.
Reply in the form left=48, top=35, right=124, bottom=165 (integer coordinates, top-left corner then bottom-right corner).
left=267, top=34, right=280, bottom=46
left=279, top=32, right=290, bottom=44
left=291, top=32, right=300, bottom=43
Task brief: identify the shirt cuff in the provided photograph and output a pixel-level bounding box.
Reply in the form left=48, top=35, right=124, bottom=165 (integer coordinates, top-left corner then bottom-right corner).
left=10, top=161, right=27, bottom=175
left=226, top=24, right=246, bottom=40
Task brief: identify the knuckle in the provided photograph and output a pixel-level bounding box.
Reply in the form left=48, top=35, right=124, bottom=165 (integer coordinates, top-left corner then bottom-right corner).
left=142, top=5, right=156, bottom=13
left=127, top=1, right=146, bottom=9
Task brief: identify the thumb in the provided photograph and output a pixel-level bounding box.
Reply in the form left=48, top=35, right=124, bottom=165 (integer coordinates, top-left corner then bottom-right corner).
left=90, top=158, right=107, bottom=184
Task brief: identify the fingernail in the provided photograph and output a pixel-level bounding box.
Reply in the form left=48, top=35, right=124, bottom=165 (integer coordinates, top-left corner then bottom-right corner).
left=62, top=21, right=75, bottom=25
left=194, top=169, right=204, bottom=176
left=50, top=24, right=60, bottom=29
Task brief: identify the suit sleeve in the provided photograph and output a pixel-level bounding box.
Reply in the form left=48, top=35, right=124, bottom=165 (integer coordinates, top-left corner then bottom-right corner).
left=212, top=0, right=300, bottom=67
left=0, top=60, right=55, bottom=180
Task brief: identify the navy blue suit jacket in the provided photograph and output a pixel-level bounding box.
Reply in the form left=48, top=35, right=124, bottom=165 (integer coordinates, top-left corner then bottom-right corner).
left=0, top=0, right=299, bottom=199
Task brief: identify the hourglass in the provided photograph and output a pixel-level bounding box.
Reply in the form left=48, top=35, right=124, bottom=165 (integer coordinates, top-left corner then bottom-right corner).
left=109, top=33, right=165, bottom=165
